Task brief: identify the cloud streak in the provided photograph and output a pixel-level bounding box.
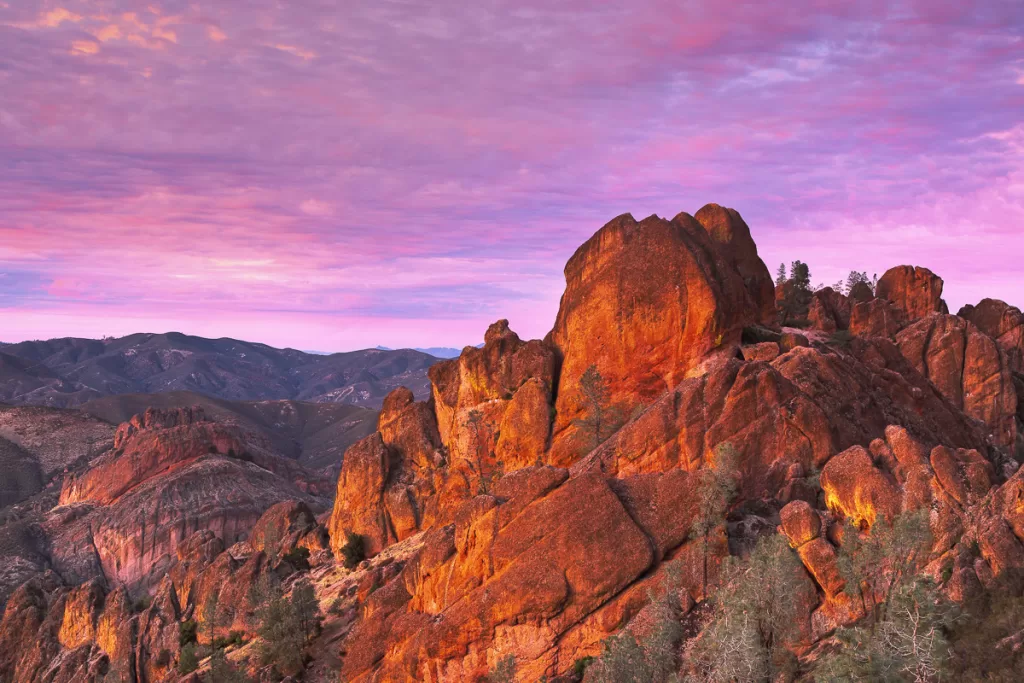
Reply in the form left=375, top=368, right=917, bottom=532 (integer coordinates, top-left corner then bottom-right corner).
left=1, top=0, right=1022, bottom=350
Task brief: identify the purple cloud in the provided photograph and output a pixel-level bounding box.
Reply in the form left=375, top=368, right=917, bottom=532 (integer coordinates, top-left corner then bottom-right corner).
left=0, top=0, right=1021, bottom=350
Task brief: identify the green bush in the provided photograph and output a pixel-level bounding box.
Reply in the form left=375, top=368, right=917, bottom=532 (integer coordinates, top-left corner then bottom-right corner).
left=283, top=546, right=311, bottom=571
left=574, top=656, right=596, bottom=678
left=178, top=619, right=198, bottom=647
left=132, top=596, right=151, bottom=613
left=214, top=630, right=245, bottom=649
left=340, top=531, right=365, bottom=570
left=177, top=643, right=198, bottom=674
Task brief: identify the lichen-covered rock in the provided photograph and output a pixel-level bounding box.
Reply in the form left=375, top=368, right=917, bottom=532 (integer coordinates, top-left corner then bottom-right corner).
left=820, top=446, right=901, bottom=528
left=780, top=500, right=821, bottom=548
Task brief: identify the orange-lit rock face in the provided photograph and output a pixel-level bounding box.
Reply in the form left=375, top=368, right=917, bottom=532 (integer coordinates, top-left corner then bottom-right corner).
left=848, top=297, right=906, bottom=338
left=808, top=287, right=851, bottom=333
left=57, top=579, right=104, bottom=650
left=329, top=432, right=392, bottom=557
left=960, top=298, right=1024, bottom=374
left=340, top=473, right=657, bottom=683
left=429, top=320, right=555, bottom=469
left=549, top=210, right=767, bottom=464
left=820, top=446, right=901, bottom=528
left=896, top=314, right=1018, bottom=448
left=876, top=265, right=948, bottom=321
left=693, top=203, right=777, bottom=326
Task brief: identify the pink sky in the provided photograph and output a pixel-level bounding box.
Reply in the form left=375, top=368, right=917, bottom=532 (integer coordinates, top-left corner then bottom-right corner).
left=1, top=1, right=1022, bottom=351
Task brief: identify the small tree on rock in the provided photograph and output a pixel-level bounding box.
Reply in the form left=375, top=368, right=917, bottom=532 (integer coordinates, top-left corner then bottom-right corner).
left=691, top=444, right=739, bottom=599
left=291, top=577, right=321, bottom=644
left=572, top=365, right=624, bottom=454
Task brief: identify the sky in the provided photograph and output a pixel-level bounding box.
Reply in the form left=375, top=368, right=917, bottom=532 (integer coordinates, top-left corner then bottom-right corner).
left=1, top=1, right=1022, bottom=351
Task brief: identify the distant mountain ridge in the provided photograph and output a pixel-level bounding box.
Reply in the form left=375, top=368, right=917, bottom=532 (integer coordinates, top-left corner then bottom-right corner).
left=0, top=332, right=440, bottom=409
left=376, top=344, right=482, bottom=358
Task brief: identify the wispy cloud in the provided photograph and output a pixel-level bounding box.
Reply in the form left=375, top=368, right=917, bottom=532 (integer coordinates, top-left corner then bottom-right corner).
left=0, top=0, right=1022, bottom=350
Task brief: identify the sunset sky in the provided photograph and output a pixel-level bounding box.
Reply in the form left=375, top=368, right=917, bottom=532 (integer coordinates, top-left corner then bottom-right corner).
left=1, top=1, right=1022, bottom=351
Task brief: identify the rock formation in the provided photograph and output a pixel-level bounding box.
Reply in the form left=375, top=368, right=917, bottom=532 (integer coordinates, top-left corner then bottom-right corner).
left=875, top=265, right=948, bottom=320
left=548, top=208, right=772, bottom=463
left=895, top=315, right=1018, bottom=448
left=5, top=203, right=1024, bottom=683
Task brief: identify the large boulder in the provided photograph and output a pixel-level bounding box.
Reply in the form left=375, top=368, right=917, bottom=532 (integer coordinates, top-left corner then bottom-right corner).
left=875, top=265, right=948, bottom=321
left=848, top=298, right=906, bottom=338
left=807, top=287, right=851, bottom=333
left=549, top=209, right=769, bottom=464
left=339, top=473, right=657, bottom=682
left=959, top=298, right=1024, bottom=373
left=896, top=315, right=1018, bottom=448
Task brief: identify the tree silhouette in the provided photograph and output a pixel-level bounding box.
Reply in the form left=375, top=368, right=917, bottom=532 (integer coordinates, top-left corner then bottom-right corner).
left=572, top=365, right=623, bottom=453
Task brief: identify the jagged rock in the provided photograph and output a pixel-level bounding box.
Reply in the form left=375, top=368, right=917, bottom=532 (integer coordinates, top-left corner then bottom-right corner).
left=960, top=298, right=1024, bottom=373
left=693, top=203, right=777, bottom=326
left=548, top=210, right=767, bottom=464
left=329, top=433, right=392, bottom=557
left=808, top=287, right=851, bottom=333
left=896, top=314, right=1018, bottom=448
left=340, top=473, right=657, bottom=682
left=429, top=320, right=555, bottom=482
left=848, top=297, right=906, bottom=338
left=849, top=281, right=874, bottom=303
left=875, top=265, right=948, bottom=320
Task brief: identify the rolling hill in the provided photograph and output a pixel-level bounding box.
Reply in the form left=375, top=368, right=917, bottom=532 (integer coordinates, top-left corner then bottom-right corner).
left=0, top=332, right=439, bottom=409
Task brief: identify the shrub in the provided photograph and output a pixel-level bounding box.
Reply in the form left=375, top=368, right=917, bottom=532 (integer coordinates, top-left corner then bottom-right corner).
left=283, top=546, right=311, bottom=571
left=574, top=656, right=595, bottom=677
left=177, top=643, right=198, bottom=674
left=178, top=619, right=198, bottom=647
left=132, top=596, right=151, bottom=613
left=155, top=648, right=171, bottom=667
left=214, top=630, right=245, bottom=649
left=340, top=531, right=365, bottom=569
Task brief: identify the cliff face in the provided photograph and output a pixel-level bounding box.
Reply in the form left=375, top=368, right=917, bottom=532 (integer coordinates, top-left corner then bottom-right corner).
left=321, top=205, right=1022, bottom=682
left=3, top=203, right=1024, bottom=683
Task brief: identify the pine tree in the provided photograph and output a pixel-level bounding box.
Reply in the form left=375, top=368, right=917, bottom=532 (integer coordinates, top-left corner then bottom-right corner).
left=207, top=647, right=247, bottom=683
left=291, top=577, right=321, bottom=644
left=202, top=589, right=220, bottom=649
left=177, top=643, right=199, bottom=675
left=683, top=535, right=805, bottom=682
left=818, top=509, right=951, bottom=682
left=571, top=365, right=623, bottom=453
left=691, top=444, right=739, bottom=599
left=249, top=575, right=305, bottom=676
left=775, top=263, right=787, bottom=286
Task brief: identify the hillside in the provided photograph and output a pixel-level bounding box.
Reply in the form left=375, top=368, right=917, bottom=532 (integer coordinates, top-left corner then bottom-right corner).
left=0, top=333, right=438, bottom=409
left=80, top=391, right=377, bottom=475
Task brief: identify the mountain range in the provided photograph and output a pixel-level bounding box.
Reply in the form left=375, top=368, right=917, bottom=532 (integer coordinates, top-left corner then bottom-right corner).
left=0, top=332, right=440, bottom=410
